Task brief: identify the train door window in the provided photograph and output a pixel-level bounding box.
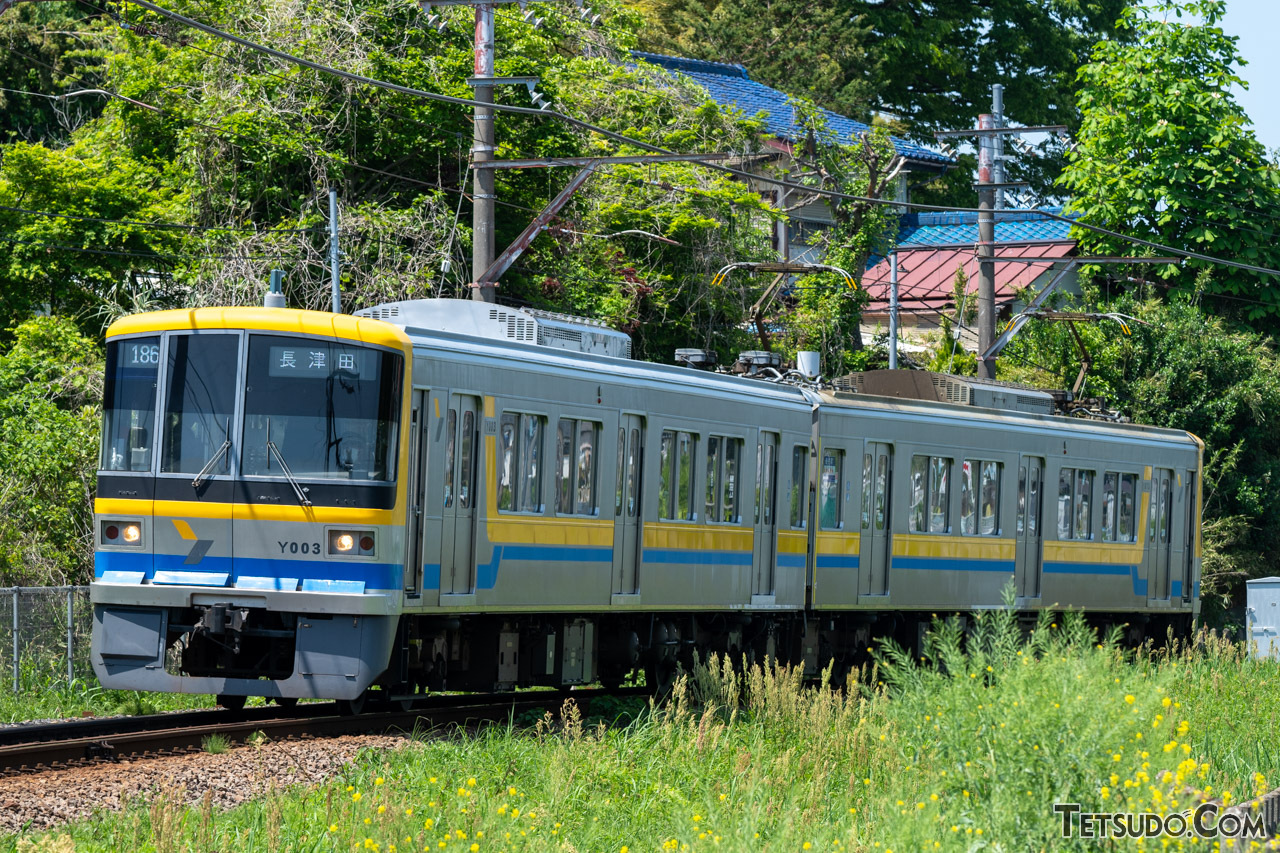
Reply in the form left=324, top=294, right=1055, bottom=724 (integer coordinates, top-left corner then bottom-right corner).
left=625, top=428, right=640, bottom=517
left=444, top=409, right=457, bottom=508
left=518, top=414, right=544, bottom=512
left=874, top=452, right=889, bottom=531
left=459, top=410, right=475, bottom=508
left=790, top=446, right=807, bottom=529
left=1148, top=476, right=1158, bottom=541
left=1118, top=473, right=1136, bottom=542
left=555, top=420, right=574, bottom=513
left=819, top=449, right=844, bottom=529
left=102, top=335, right=160, bottom=472
left=615, top=429, right=625, bottom=516
left=1101, top=472, right=1117, bottom=541
left=1028, top=466, right=1041, bottom=536
left=574, top=421, right=598, bottom=515
left=756, top=441, right=775, bottom=525
left=1016, top=466, right=1026, bottom=534
left=910, top=456, right=928, bottom=532
left=960, top=460, right=977, bottom=534
left=862, top=454, right=873, bottom=530
left=1159, top=475, right=1172, bottom=543
left=659, top=431, right=674, bottom=518
left=705, top=437, right=721, bottom=521
left=677, top=432, right=695, bottom=520
left=497, top=413, right=519, bottom=511
left=722, top=438, right=741, bottom=523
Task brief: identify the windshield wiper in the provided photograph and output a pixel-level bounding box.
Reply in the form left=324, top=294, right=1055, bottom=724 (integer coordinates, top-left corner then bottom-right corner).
left=266, top=418, right=312, bottom=507
left=191, top=419, right=231, bottom=489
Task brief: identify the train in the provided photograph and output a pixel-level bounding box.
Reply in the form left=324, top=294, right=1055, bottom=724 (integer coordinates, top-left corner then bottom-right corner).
left=90, top=298, right=1202, bottom=711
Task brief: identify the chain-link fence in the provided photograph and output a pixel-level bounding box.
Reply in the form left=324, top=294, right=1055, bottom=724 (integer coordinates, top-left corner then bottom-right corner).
left=0, top=587, right=92, bottom=694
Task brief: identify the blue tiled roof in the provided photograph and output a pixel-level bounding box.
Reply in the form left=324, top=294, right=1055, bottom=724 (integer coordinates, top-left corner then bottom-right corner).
left=897, top=208, right=1079, bottom=247
left=631, top=51, right=952, bottom=167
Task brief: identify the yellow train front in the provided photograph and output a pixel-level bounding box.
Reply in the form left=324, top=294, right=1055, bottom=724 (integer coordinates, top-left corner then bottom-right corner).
left=91, top=308, right=412, bottom=709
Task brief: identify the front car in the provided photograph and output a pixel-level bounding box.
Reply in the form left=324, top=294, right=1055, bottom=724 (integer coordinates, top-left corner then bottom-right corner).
left=90, top=308, right=411, bottom=702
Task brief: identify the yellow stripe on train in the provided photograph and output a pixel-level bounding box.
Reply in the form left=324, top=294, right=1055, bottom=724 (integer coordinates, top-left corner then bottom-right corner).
left=895, top=534, right=1016, bottom=561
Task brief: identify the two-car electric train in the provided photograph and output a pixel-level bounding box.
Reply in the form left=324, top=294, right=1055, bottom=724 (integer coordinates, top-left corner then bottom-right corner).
left=90, top=298, right=1202, bottom=708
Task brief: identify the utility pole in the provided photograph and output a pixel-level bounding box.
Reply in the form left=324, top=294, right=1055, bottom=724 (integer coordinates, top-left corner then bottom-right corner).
left=935, top=91, right=1067, bottom=380
left=329, top=188, right=341, bottom=314
left=888, top=251, right=899, bottom=370
left=471, top=4, right=496, bottom=304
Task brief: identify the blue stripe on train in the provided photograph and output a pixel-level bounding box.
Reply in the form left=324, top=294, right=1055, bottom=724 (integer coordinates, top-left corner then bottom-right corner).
left=1043, top=562, right=1147, bottom=597
left=893, top=556, right=1014, bottom=573
left=94, top=551, right=403, bottom=591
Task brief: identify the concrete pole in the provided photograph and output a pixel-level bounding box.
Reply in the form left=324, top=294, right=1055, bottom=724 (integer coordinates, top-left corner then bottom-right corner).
left=977, top=113, right=996, bottom=380
left=471, top=4, right=496, bottom=303
left=329, top=188, right=341, bottom=314
left=992, top=84, right=1005, bottom=211
left=888, top=251, right=899, bottom=370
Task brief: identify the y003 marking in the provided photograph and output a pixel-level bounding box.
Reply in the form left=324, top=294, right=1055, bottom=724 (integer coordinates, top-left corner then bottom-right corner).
left=278, top=541, right=322, bottom=555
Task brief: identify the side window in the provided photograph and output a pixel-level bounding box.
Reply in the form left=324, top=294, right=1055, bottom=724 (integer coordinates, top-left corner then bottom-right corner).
left=1102, top=472, right=1118, bottom=542
left=819, top=449, right=844, bottom=529
left=575, top=421, right=598, bottom=515
left=790, top=446, right=808, bottom=529
left=962, top=460, right=1001, bottom=536
left=909, top=455, right=952, bottom=533
left=1057, top=467, right=1095, bottom=540
left=1074, top=469, right=1093, bottom=540
left=1118, top=473, right=1136, bottom=542
left=721, top=438, right=741, bottom=523
left=1057, top=468, right=1074, bottom=539
left=444, top=409, right=457, bottom=508
left=498, top=413, right=518, bottom=512
left=658, top=430, right=696, bottom=521
left=497, top=411, right=543, bottom=513
left=554, top=419, right=600, bottom=516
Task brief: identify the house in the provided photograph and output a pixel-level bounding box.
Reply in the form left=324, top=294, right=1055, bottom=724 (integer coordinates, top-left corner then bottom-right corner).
left=630, top=52, right=954, bottom=263
left=861, top=208, right=1081, bottom=350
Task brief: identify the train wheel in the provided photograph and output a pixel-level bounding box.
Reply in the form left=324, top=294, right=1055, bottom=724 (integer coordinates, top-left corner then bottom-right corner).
left=337, top=691, right=368, bottom=716
left=216, top=693, right=247, bottom=712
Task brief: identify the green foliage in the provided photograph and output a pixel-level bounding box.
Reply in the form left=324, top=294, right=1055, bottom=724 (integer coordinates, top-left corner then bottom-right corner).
left=1059, top=0, right=1280, bottom=320
left=0, top=317, right=102, bottom=586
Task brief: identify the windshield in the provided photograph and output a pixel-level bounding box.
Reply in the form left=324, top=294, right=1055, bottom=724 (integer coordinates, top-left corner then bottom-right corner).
left=160, top=334, right=239, bottom=475
left=101, top=336, right=160, bottom=472
left=241, top=335, right=402, bottom=481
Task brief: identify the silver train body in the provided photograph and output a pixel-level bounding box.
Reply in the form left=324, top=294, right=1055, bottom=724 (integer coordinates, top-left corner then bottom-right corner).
left=91, top=299, right=1202, bottom=703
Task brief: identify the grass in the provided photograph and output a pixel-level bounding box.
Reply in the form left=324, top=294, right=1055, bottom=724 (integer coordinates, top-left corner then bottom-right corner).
left=10, top=607, right=1280, bottom=851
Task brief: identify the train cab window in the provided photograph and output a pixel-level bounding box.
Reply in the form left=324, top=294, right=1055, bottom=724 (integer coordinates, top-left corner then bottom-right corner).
left=909, top=455, right=952, bottom=534
left=162, top=334, right=239, bottom=476
left=789, top=446, right=808, bottom=529
left=819, top=449, right=844, bottom=529
left=961, top=460, right=1002, bottom=536
left=497, top=412, right=544, bottom=512
left=658, top=430, right=696, bottom=521
left=101, top=336, right=161, bottom=472
left=555, top=419, right=599, bottom=515
left=241, top=335, right=402, bottom=481
left=1057, top=468, right=1095, bottom=540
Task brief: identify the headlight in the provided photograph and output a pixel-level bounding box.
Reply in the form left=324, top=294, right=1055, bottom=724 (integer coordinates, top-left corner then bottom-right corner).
left=102, top=520, right=143, bottom=546
left=329, top=529, right=375, bottom=556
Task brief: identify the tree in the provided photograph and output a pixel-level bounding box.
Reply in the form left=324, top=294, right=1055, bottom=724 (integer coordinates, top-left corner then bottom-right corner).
left=1058, top=0, right=1280, bottom=321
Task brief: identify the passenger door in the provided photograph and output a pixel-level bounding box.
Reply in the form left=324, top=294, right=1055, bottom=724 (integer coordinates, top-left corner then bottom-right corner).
left=403, top=390, right=427, bottom=595
left=1147, top=468, right=1174, bottom=603
left=442, top=395, right=480, bottom=595
left=859, top=442, right=892, bottom=599
left=751, top=432, right=779, bottom=600
left=1015, top=456, right=1045, bottom=599
left=611, top=415, right=644, bottom=600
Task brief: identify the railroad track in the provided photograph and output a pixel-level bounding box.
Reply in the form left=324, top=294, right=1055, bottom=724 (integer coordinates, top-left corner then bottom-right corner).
left=0, top=687, right=647, bottom=775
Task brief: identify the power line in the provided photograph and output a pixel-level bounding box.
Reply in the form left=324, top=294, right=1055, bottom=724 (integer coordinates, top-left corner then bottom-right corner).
left=126, top=0, right=1280, bottom=282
